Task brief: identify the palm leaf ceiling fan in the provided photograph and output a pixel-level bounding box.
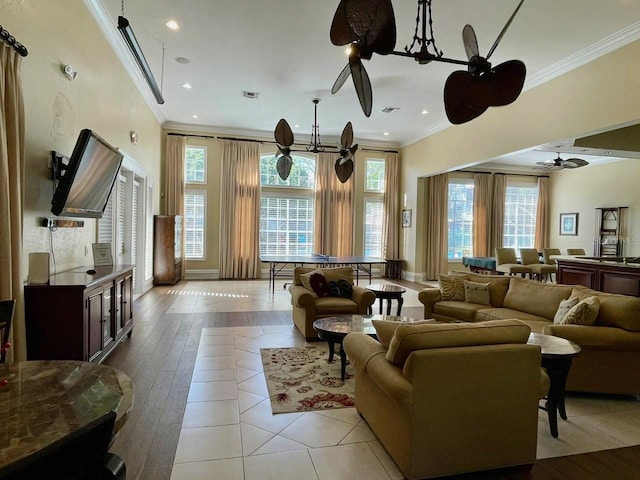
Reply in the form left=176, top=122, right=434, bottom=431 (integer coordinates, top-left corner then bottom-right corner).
left=534, top=154, right=590, bottom=171
left=273, top=99, right=358, bottom=183
left=329, top=0, right=527, bottom=125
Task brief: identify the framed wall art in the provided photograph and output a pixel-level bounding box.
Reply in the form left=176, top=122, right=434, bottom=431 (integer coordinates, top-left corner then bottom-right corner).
left=560, top=212, right=578, bottom=236
left=402, top=209, right=412, bottom=228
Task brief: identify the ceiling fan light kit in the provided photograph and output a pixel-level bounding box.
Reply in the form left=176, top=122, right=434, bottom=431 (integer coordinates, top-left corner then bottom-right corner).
left=329, top=0, right=527, bottom=124
left=273, top=99, right=358, bottom=183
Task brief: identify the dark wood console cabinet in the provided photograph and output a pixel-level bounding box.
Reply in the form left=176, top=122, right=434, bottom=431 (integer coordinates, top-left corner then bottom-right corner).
left=153, top=215, right=182, bottom=285
left=556, top=258, right=640, bottom=296
left=25, top=265, right=134, bottom=362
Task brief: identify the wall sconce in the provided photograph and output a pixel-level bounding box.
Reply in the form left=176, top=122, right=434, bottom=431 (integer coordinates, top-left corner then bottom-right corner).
left=61, top=64, right=78, bottom=81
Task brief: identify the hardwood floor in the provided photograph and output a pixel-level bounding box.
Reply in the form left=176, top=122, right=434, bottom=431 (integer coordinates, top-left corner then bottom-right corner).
left=104, top=282, right=638, bottom=480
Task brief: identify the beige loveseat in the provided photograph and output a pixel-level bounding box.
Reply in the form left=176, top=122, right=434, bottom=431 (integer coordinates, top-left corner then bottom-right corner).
left=419, top=273, right=640, bottom=395
left=344, top=319, right=548, bottom=480
left=289, top=266, right=376, bottom=339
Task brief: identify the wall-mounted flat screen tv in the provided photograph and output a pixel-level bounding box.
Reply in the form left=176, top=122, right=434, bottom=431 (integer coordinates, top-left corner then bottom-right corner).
left=51, top=129, right=124, bottom=218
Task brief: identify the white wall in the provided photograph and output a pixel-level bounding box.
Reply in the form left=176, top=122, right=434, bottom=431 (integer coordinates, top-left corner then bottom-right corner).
left=5, top=0, right=162, bottom=277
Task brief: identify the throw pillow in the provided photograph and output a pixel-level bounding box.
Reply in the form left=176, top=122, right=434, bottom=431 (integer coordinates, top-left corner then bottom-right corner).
left=561, top=296, right=600, bottom=325
left=553, top=297, right=579, bottom=324
left=464, top=280, right=491, bottom=306
left=326, top=279, right=353, bottom=298
left=372, top=319, right=435, bottom=348
left=438, top=274, right=466, bottom=301
left=299, top=269, right=327, bottom=297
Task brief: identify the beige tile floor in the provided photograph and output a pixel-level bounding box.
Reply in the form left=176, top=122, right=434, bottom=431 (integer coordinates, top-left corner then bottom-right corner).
left=168, top=279, right=640, bottom=480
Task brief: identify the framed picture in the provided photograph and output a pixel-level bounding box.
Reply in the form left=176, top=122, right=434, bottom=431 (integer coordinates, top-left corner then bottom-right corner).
left=560, top=212, right=579, bottom=236
left=402, top=209, right=412, bottom=228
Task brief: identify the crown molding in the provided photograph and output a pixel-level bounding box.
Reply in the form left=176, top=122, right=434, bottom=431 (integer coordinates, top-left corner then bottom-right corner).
left=162, top=121, right=400, bottom=150
left=84, top=0, right=166, bottom=125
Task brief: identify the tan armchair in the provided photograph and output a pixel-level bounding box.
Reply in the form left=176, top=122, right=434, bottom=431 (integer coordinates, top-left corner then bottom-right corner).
left=289, top=266, right=376, bottom=339
left=344, top=319, right=548, bottom=480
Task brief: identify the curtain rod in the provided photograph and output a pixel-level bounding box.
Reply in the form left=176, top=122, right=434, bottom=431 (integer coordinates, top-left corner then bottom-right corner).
left=461, top=170, right=549, bottom=178
left=0, top=25, right=28, bottom=57
left=362, top=148, right=399, bottom=154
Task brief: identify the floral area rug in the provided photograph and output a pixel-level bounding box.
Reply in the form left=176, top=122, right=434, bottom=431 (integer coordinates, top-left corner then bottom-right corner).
left=260, top=344, right=355, bottom=414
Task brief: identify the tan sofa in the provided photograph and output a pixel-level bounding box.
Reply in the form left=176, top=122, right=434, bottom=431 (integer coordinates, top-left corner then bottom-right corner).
left=419, top=273, right=640, bottom=395
left=344, top=319, right=548, bottom=480
left=289, top=266, right=376, bottom=339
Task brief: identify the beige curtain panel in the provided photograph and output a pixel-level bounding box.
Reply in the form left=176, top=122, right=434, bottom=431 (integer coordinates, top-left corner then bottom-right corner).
left=314, top=152, right=354, bottom=256
left=535, top=176, right=549, bottom=251
left=472, top=173, right=493, bottom=257
left=0, top=46, right=26, bottom=361
left=219, top=140, right=261, bottom=278
left=425, top=173, right=449, bottom=280
left=491, top=173, right=507, bottom=252
left=382, top=152, right=400, bottom=260
left=164, top=135, right=186, bottom=216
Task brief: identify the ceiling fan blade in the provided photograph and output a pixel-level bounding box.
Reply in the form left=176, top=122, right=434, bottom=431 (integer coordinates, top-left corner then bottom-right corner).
left=340, top=122, right=354, bottom=149
left=487, top=60, right=526, bottom=106
left=276, top=155, right=293, bottom=181
left=486, top=0, right=525, bottom=60
left=565, top=158, right=589, bottom=167
left=274, top=118, right=294, bottom=147
left=341, top=0, right=396, bottom=53
left=350, top=57, right=373, bottom=117
left=330, top=0, right=358, bottom=46
left=335, top=157, right=354, bottom=183
left=332, top=63, right=351, bottom=94
left=444, top=71, right=489, bottom=124
left=462, top=24, right=479, bottom=61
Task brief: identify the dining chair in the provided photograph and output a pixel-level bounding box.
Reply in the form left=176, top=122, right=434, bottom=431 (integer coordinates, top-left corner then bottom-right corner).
left=542, top=248, right=561, bottom=282
left=520, top=248, right=556, bottom=282
left=0, top=299, right=15, bottom=363
left=566, top=248, right=586, bottom=255
left=0, top=410, right=126, bottom=480
left=495, top=248, right=533, bottom=277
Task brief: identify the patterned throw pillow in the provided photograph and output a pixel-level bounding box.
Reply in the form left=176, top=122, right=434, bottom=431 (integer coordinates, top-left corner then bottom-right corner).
left=561, top=296, right=600, bottom=325
left=438, top=274, right=466, bottom=301
left=299, top=269, right=327, bottom=297
left=553, top=297, right=579, bottom=324
left=464, top=280, right=491, bottom=306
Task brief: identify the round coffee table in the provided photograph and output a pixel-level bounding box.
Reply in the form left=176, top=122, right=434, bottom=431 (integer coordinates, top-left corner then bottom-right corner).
left=365, top=284, right=407, bottom=316
left=528, top=333, right=581, bottom=438
left=313, top=314, right=429, bottom=380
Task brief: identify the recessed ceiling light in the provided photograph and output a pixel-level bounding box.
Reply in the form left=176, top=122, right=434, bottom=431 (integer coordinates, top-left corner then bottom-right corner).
left=165, top=20, right=180, bottom=30
left=192, top=114, right=198, bottom=119
left=421, top=109, right=429, bottom=115
left=383, top=132, right=389, bottom=136
left=294, top=124, right=300, bottom=128
left=175, top=57, right=190, bottom=64
left=182, top=83, right=192, bottom=89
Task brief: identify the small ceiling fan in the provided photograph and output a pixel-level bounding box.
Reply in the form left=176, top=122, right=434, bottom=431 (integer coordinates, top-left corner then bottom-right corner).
left=534, top=154, right=590, bottom=170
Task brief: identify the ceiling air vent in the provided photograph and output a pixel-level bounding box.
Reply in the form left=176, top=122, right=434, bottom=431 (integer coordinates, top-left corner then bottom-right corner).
left=242, top=91, right=259, bottom=99
left=380, top=106, right=399, bottom=114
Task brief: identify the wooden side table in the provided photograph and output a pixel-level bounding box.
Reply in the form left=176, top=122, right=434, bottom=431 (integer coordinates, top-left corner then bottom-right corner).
left=385, top=259, right=403, bottom=279
left=365, top=283, right=406, bottom=316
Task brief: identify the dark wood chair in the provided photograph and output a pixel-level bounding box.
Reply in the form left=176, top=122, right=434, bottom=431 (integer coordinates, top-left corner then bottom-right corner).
left=0, top=299, right=15, bottom=363
left=0, top=410, right=126, bottom=480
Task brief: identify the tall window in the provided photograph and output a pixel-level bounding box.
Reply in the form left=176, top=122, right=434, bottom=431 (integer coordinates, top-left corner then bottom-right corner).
left=184, top=146, right=207, bottom=259
left=503, top=183, right=538, bottom=250
left=447, top=180, right=474, bottom=260
left=364, top=158, right=385, bottom=258
left=260, top=155, right=315, bottom=255
left=185, top=146, right=206, bottom=183
left=185, top=191, right=206, bottom=259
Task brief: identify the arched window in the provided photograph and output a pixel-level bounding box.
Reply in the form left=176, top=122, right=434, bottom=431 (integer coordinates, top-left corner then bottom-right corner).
left=259, top=155, right=316, bottom=256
